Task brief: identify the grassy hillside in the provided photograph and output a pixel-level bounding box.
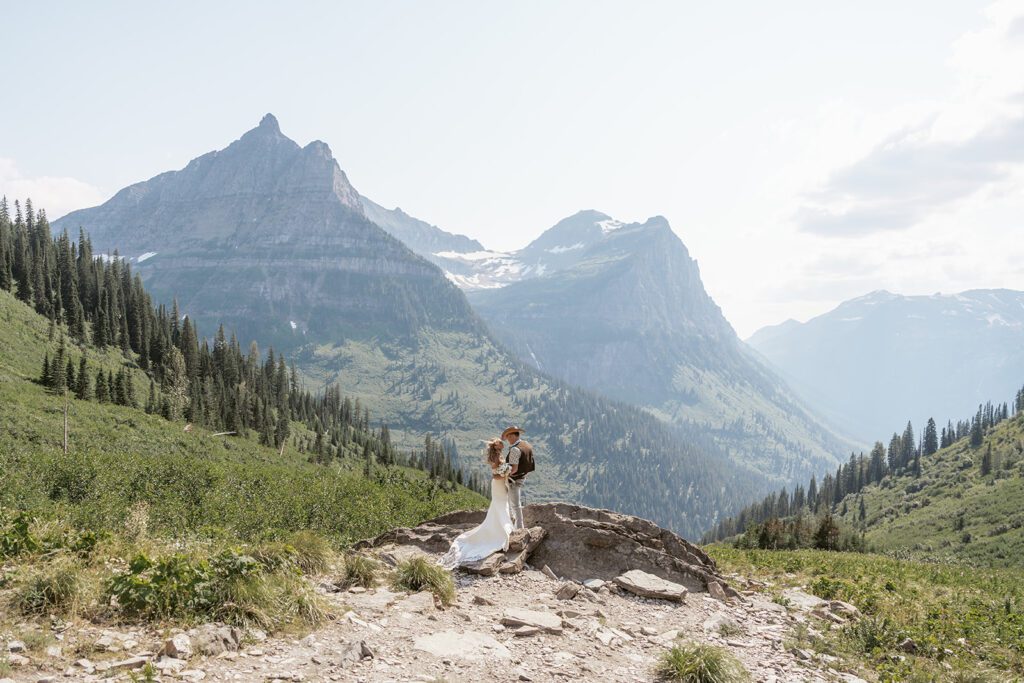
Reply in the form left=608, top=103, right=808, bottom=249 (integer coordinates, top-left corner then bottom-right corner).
left=710, top=546, right=1024, bottom=681
left=841, top=413, right=1024, bottom=567
left=0, top=287, right=486, bottom=544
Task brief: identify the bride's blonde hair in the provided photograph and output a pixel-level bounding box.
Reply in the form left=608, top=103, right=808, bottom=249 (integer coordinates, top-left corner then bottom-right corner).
left=484, top=438, right=504, bottom=467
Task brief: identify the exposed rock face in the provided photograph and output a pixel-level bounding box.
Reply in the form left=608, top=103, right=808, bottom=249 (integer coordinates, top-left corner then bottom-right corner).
left=53, top=114, right=481, bottom=349
left=358, top=503, right=736, bottom=597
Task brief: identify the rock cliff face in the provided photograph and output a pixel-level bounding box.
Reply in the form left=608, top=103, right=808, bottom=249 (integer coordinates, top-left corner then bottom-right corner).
left=54, top=114, right=480, bottom=348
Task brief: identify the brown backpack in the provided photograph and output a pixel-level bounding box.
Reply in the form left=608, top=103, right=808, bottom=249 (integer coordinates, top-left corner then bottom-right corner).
left=512, top=441, right=535, bottom=479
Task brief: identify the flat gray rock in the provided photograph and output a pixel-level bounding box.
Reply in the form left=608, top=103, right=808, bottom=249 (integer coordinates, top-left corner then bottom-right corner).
left=613, top=569, right=687, bottom=601
left=501, top=608, right=563, bottom=633
left=413, top=631, right=511, bottom=661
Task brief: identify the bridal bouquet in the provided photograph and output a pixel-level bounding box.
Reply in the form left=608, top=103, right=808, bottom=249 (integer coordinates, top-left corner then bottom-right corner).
left=495, top=462, right=512, bottom=477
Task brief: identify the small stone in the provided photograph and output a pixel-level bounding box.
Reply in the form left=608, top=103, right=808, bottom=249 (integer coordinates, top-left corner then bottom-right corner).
left=898, top=637, right=918, bottom=654
left=75, top=658, right=95, bottom=672
left=162, top=633, right=193, bottom=660
left=44, top=645, right=62, bottom=658
left=555, top=582, right=581, bottom=600
left=791, top=648, right=812, bottom=661
left=582, top=579, right=605, bottom=590
left=110, top=656, right=149, bottom=671
left=640, top=626, right=658, bottom=636
left=706, top=580, right=728, bottom=601
left=349, top=586, right=367, bottom=594
left=155, top=657, right=187, bottom=673
left=501, top=608, right=564, bottom=634
left=542, top=565, right=559, bottom=580
left=514, top=626, right=540, bottom=637
left=6, top=654, right=29, bottom=667
left=7, top=640, right=26, bottom=653
left=472, top=595, right=495, bottom=606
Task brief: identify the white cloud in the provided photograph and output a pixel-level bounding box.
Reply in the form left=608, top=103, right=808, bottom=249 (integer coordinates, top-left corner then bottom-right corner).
left=795, top=0, right=1024, bottom=238
left=0, top=158, right=105, bottom=220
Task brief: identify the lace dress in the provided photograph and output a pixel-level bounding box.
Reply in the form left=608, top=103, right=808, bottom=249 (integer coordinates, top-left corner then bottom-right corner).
left=439, top=471, right=514, bottom=569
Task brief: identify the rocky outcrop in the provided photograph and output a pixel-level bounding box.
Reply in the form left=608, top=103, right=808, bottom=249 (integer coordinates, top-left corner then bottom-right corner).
left=358, top=503, right=737, bottom=598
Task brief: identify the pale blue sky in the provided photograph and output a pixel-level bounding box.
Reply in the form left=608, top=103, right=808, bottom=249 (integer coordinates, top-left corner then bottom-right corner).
left=3, top=0, right=1023, bottom=335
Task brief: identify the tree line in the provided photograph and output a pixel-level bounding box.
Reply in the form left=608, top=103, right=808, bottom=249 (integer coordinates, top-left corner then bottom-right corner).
left=703, top=386, right=1023, bottom=545
left=0, top=197, right=483, bottom=495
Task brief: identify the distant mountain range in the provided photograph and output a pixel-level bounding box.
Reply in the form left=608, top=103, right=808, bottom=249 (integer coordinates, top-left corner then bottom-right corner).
left=52, top=114, right=782, bottom=538
left=748, top=289, right=1024, bottom=441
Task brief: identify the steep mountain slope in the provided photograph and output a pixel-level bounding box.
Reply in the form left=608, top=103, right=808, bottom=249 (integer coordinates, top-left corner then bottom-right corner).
left=851, top=410, right=1024, bottom=567
left=469, top=215, right=850, bottom=483
left=748, top=289, right=1024, bottom=441
left=0, top=287, right=486, bottom=543
left=55, top=114, right=477, bottom=351
left=50, top=116, right=764, bottom=538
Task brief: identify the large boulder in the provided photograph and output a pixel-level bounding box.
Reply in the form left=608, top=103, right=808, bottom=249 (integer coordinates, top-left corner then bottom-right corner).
left=357, top=503, right=735, bottom=596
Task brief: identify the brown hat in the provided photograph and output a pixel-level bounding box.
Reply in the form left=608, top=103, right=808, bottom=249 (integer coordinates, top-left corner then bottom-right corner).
left=501, top=425, right=523, bottom=442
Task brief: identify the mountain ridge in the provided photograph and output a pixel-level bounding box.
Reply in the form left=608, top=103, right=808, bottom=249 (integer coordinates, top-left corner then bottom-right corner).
left=748, top=288, right=1024, bottom=441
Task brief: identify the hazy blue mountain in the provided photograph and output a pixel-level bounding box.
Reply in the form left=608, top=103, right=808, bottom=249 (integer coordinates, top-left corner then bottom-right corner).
left=748, top=289, right=1024, bottom=441
left=360, top=196, right=484, bottom=261
left=54, top=114, right=477, bottom=350
left=52, top=115, right=769, bottom=538
left=470, top=214, right=851, bottom=482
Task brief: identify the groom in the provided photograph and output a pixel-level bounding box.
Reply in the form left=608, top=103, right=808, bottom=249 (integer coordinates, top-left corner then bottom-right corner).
left=502, top=425, right=532, bottom=530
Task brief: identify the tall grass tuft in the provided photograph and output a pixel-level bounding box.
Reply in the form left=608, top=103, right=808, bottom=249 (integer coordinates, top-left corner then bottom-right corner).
left=655, top=642, right=750, bottom=683
left=284, top=530, right=334, bottom=575
left=9, top=556, right=84, bottom=616
left=390, top=556, right=455, bottom=606
left=340, top=553, right=380, bottom=588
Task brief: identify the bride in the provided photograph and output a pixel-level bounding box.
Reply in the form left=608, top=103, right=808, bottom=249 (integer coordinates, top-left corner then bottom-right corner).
left=439, top=438, right=515, bottom=569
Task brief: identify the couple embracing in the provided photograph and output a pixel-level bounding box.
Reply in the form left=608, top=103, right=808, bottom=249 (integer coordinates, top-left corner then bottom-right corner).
left=439, top=426, right=534, bottom=569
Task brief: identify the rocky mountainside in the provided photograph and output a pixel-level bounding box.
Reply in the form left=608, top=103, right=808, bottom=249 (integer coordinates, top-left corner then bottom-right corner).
left=54, top=114, right=477, bottom=351
left=748, top=289, right=1024, bottom=441
left=469, top=214, right=851, bottom=483
left=50, top=116, right=764, bottom=539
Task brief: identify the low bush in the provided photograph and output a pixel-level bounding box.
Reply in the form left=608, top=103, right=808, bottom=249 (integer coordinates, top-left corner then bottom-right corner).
left=655, top=642, right=750, bottom=682
left=391, top=556, right=455, bottom=606
left=107, top=547, right=326, bottom=630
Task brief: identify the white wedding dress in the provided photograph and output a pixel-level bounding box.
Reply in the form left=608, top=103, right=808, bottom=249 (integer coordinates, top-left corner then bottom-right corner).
left=439, top=476, right=514, bottom=569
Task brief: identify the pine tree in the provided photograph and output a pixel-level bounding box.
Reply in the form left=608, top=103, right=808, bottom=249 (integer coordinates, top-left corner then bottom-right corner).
left=923, top=417, right=938, bottom=456
left=95, top=369, right=108, bottom=402
left=981, top=444, right=993, bottom=476
left=75, top=356, right=91, bottom=400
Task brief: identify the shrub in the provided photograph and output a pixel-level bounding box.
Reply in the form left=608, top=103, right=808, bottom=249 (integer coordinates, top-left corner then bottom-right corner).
left=655, top=642, right=750, bottom=682
left=340, top=553, right=380, bottom=588
left=106, top=548, right=326, bottom=630
left=844, top=615, right=900, bottom=655
left=0, top=512, right=42, bottom=558
left=391, top=556, right=455, bottom=606
left=284, top=530, right=333, bottom=575
left=10, top=557, right=83, bottom=616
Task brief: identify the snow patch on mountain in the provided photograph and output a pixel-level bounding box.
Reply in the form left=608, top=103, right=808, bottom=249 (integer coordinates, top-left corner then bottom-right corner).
left=137, top=252, right=157, bottom=263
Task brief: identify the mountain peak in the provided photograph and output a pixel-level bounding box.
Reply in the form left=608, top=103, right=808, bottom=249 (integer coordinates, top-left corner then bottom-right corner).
left=259, top=113, right=281, bottom=133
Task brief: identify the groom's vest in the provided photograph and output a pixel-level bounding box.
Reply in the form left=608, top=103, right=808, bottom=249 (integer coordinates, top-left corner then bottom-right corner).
left=509, top=440, right=534, bottom=480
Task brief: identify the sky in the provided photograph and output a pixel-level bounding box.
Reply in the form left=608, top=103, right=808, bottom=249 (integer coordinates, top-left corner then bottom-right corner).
left=3, top=1, right=1023, bottom=337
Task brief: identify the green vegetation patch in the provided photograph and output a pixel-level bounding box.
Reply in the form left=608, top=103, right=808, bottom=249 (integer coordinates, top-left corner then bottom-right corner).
left=709, top=546, right=1024, bottom=681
